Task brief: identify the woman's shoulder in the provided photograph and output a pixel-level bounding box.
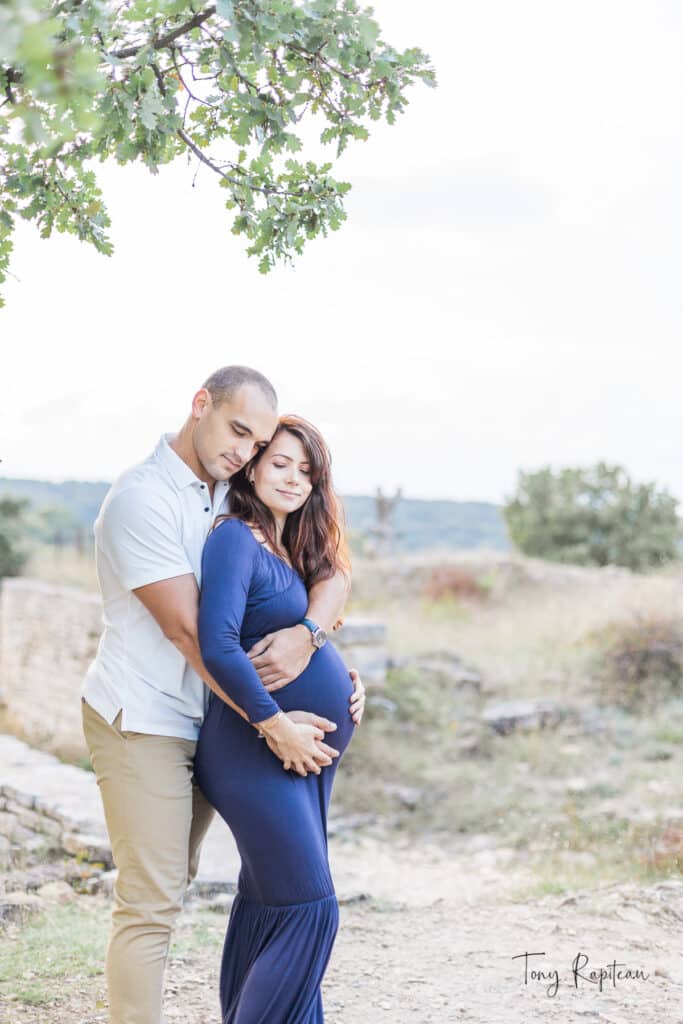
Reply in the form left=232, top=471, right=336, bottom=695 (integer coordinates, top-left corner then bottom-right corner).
left=206, top=516, right=259, bottom=551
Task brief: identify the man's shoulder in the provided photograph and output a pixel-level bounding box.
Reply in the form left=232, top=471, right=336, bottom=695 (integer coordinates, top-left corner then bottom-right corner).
left=97, top=451, right=179, bottom=529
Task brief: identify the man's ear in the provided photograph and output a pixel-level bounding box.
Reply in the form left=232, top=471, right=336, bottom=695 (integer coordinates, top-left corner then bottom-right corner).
left=191, top=388, right=211, bottom=420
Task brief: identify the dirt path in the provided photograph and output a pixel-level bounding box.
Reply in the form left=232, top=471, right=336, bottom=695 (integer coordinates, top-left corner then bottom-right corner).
left=4, top=834, right=682, bottom=1024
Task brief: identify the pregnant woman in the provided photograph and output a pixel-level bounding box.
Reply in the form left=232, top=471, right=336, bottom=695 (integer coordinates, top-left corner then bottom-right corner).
left=193, top=414, right=357, bottom=1024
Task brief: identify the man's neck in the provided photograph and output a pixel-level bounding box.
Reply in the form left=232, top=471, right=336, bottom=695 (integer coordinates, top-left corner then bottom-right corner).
left=169, top=420, right=216, bottom=498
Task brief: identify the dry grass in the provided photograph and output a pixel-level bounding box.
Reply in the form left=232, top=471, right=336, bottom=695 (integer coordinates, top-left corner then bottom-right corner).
left=23, top=544, right=98, bottom=591
left=336, top=552, right=683, bottom=893
left=348, top=552, right=683, bottom=701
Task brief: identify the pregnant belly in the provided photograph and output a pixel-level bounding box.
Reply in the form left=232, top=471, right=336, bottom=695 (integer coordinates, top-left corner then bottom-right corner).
left=271, top=644, right=356, bottom=751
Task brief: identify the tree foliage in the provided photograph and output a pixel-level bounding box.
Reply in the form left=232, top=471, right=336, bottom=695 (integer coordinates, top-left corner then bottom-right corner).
left=0, top=0, right=435, bottom=302
left=504, top=463, right=680, bottom=572
left=0, top=497, right=29, bottom=578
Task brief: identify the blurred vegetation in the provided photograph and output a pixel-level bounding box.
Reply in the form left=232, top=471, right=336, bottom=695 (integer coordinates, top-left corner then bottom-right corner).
left=422, top=564, right=492, bottom=602
left=0, top=903, right=107, bottom=1005
left=0, top=478, right=510, bottom=563
left=504, top=462, right=680, bottom=571
left=0, top=496, right=29, bottom=577
left=592, top=613, right=683, bottom=710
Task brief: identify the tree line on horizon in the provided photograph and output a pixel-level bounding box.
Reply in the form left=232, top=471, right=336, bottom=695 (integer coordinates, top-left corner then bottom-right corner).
left=0, top=463, right=680, bottom=578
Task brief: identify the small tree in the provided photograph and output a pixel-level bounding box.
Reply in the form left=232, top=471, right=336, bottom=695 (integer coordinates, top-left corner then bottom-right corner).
left=0, top=497, right=29, bottom=577
left=504, top=463, right=680, bottom=572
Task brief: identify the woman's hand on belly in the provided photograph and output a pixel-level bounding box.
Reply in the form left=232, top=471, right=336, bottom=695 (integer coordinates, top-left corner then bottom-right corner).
left=260, top=711, right=340, bottom=776
left=285, top=710, right=340, bottom=764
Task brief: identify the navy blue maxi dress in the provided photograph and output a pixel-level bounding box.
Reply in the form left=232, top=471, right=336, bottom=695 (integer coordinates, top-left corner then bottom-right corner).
left=193, top=518, right=356, bottom=1024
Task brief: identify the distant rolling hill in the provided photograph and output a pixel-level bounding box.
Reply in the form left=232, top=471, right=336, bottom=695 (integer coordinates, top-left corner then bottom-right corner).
left=0, top=478, right=510, bottom=553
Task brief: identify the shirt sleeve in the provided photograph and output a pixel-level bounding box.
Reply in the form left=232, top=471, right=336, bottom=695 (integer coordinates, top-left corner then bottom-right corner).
left=99, top=486, right=194, bottom=592
left=198, top=519, right=282, bottom=725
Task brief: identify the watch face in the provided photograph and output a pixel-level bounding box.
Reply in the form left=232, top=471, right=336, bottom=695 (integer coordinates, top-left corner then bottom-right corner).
left=313, top=628, right=328, bottom=648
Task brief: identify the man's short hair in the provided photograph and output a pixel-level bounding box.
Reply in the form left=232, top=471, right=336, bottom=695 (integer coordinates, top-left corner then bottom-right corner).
left=202, top=366, right=278, bottom=410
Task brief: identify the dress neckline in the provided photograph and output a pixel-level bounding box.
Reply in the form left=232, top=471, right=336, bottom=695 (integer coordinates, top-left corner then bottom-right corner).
left=215, top=517, right=300, bottom=577
left=247, top=528, right=297, bottom=574
left=259, top=543, right=296, bottom=573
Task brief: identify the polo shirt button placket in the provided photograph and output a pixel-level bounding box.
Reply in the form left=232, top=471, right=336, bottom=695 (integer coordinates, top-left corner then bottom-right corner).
left=198, top=482, right=210, bottom=512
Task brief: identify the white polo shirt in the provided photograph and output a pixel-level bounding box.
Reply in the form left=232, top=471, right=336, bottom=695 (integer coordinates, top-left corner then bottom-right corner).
left=82, top=434, right=229, bottom=740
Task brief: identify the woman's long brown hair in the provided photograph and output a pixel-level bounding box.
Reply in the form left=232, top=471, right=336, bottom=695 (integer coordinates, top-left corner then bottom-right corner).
left=219, top=414, right=350, bottom=589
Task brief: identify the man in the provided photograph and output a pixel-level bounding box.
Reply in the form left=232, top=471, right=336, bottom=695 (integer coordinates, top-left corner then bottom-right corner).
left=82, top=365, right=365, bottom=1024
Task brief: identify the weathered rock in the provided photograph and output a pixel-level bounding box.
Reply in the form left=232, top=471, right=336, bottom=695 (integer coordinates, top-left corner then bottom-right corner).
left=0, top=833, right=11, bottom=869
left=36, top=880, right=76, bottom=904
left=4, top=800, right=63, bottom=837
left=0, top=810, right=36, bottom=843
left=334, top=620, right=386, bottom=647
left=202, top=892, right=235, bottom=913
left=391, top=651, right=483, bottom=692
left=327, top=813, right=376, bottom=837
left=0, top=736, right=242, bottom=892
left=384, top=784, right=421, bottom=810
left=0, top=736, right=105, bottom=836
left=642, top=747, right=674, bottom=762
left=0, top=891, right=44, bottom=924
left=2, top=861, right=68, bottom=894
left=481, top=698, right=567, bottom=735
left=23, top=834, right=51, bottom=855
left=332, top=617, right=388, bottom=686
left=61, top=831, right=113, bottom=867
left=96, top=869, right=118, bottom=896
left=366, top=696, right=398, bottom=715
left=337, top=891, right=371, bottom=906
left=187, top=878, right=237, bottom=899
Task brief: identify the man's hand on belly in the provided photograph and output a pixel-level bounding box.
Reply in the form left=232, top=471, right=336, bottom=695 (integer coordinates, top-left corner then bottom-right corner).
left=248, top=624, right=314, bottom=691
left=348, top=669, right=366, bottom=725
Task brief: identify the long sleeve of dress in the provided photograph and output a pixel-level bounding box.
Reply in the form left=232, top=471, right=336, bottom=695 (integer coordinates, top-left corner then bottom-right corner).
left=198, top=519, right=282, bottom=725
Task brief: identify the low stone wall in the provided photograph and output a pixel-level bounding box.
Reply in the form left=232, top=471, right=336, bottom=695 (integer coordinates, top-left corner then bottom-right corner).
left=0, top=578, right=386, bottom=757
left=0, top=579, right=102, bottom=757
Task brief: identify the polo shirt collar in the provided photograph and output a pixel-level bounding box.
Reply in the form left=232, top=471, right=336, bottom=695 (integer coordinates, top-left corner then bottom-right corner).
left=156, top=433, right=205, bottom=491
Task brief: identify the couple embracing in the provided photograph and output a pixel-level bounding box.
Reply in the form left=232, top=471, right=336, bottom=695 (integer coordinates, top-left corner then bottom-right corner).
left=81, top=365, right=367, bottom=1024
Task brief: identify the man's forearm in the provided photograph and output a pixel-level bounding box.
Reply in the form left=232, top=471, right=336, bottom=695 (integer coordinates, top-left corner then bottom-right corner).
left=306, top=567, right=350, bottom=632
left=170, top=627, right=252, bottom=725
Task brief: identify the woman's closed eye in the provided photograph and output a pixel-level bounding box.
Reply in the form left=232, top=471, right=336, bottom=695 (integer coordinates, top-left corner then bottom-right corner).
left=273, top=460, right=310, bottom=475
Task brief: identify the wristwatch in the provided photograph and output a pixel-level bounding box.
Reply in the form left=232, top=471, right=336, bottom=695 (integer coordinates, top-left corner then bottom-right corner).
left=300, top=617, right=328, bottom=649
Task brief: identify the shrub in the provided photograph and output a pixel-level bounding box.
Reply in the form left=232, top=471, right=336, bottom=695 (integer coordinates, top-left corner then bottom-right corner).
left=504, top=463, right=680, bottom=571
left=593, top=613, right=683, bottom=708
left=423, top=565, right=489, bottom=602
left=0, top=497, right=29, bottom=578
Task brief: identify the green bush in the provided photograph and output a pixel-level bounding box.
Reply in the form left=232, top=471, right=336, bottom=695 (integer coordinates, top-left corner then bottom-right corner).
left=0, top=497, right=29, bottom=578
left=504, top=462, right=679, bottom=571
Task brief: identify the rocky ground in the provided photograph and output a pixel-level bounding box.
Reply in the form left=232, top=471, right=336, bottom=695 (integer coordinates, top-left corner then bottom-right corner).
left=2, top=735, right=683, bottom=1024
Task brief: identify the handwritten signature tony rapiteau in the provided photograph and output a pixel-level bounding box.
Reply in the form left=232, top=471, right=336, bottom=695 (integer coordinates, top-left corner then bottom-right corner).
left=511, top=951, right=649, bottom=997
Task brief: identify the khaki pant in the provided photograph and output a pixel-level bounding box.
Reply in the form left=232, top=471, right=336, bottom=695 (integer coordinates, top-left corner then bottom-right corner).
left=82, top=699, right=215, bottom=1024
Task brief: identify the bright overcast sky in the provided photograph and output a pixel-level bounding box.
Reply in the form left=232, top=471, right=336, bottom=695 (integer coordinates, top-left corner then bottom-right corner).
left=2, top=0, right=682, bottom=502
